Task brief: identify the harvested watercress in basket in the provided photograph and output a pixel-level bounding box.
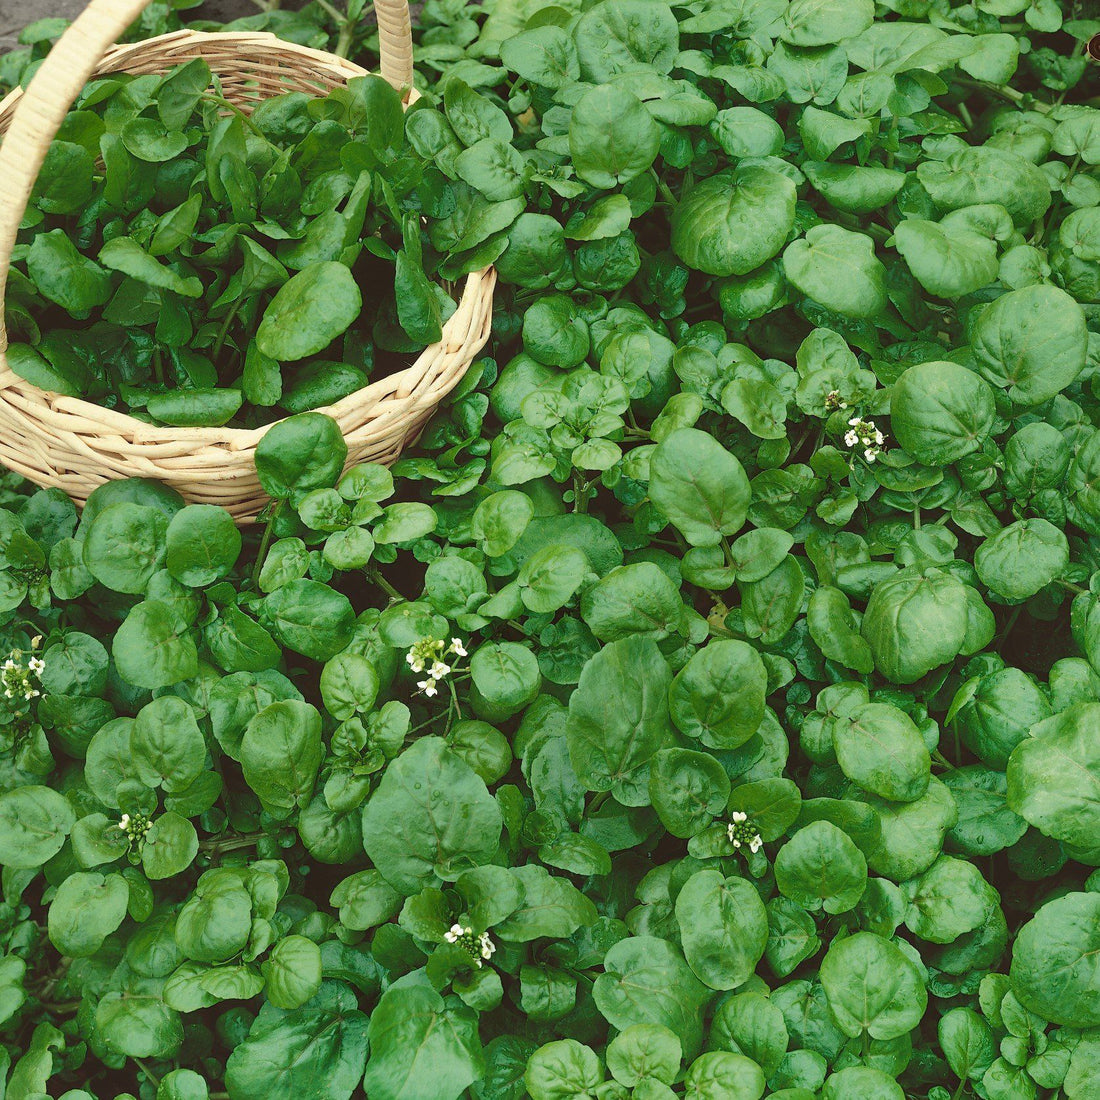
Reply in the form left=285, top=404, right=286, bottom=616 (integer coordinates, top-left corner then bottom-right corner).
left=5, top=59, right=472, bottom=427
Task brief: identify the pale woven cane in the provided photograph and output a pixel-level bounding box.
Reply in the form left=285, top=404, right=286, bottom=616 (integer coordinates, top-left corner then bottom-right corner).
left=0, top=0, right=496, bottom=520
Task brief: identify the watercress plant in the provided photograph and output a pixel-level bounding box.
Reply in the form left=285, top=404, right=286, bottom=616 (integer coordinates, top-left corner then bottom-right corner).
left=1, top=0, right=1100, bottom=1098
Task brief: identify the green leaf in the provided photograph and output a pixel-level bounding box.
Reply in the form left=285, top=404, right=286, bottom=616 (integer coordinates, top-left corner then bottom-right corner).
left=261, top=935, right=322, bottom=1010
left=593, top=936, right=712, bottom=1059
left=819, top=931, right=927, bottom=1039
left=649, top=428, right=751, bottom=547
left=255, top=413, right=348, bottom=500
left=82, top=502, right=167, bottom=594
left=132, top=695, right=206, bottom=793
left=649, top=749, right=731, bottom=838
left=781, top=0, right=874, bottom=46
left=142, top=813, right=199, bottom=880
left=525, top=1039, right=603, bottom=1100
left=890, top=361, right=996, bottom=467
left=833, top=702, right=931, bottom=803
left=256, top=262, right=362, bottom=362
left=861, top=568, right=969, bottom=684
left=566, top=637, right=672, bottom=792
left=1010, top=892, right=1100, bottom=1027
left=224, top=987, right=368, bottom=1099
left=27, top=229, right=112, bottom=312
left=1006, top=702, right=1100, bottom=853
left=783, top=224, right=886, bottom=318
left=112, top=599, right=199, bottom=689
left=970, top=284, right=1087, bottom=406
left=48, top=871, right=128, bottom=956
left=975, top=518, right=1069, bottom=602
left=364, top=984, right=485, bottom=1100
left=569, top=85, right=662, bottom=189
left=96, top=993, right=182, bottom=1059
left=774, top=820, right=868, bottom=914
left=669, top=639, right=767, bottom=749
left=166, top=505, right=242, bottom=587
left=675, top=870, right=768, bottom=990
left=362, top=737, right=502, bottom=894
left=99, top=236, right=202, bottom=297
left=672, top=167, right=796, bottom=276
left=574, top=0, right=680, bottom=83
left=240, top=700, right=322, bottom=818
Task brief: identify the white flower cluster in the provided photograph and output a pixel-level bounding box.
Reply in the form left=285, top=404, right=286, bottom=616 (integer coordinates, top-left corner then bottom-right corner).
left=117, top=812, right=151, bottom=843
left=844, top=416, right=885, bottom=463
left=727, top=811, right=763, bottom=854
left=407, top=637, right=467, bottom=698
left=824, top=389, right=848, bottom=412
left=2, top=638, right=45, bottom=703
left=444, top=922, right=496, bottom=967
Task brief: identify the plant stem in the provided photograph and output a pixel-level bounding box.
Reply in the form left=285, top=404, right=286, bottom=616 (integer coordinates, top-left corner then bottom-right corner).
left=200, top=94, right=269, bottom=141
left=251, top=499, right=283, bottom=589
left=649, top=168, right=677, bottom=206
left=200, top=831, right=268, bottom=854
left=212, top=298, right=243, bottom=361
left=152, top=346, right=165, bottom=387
left=447, top=677, right=462, bottom=724
left=369, top=566, right=406, bottom=603
left=313, top=0, right=347, bottom=26
left=134, top=1059, right=161, bottom=1087
left=1058, top=578, right=1089, bottom=596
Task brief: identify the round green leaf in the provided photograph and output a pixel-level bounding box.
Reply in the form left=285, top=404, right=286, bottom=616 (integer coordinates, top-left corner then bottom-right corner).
left=891, top=361, right=996, bottom=467
left=675, top=870, right=768, bottom=991
left=256, top=261, right=362, bottom=362
left=819, top=931, right=927, bottom=1039
left=783, top=224, right=886, bottom=317
left=672, top=167, right=796, bottom=277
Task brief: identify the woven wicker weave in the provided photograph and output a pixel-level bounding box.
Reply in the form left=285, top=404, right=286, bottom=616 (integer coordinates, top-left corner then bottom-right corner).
left=0, top=0, right=496, bottom=520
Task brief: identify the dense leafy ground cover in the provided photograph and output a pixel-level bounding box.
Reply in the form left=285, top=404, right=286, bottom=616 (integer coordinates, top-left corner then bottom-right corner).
left=2, top=0, right=1100, bottom=1097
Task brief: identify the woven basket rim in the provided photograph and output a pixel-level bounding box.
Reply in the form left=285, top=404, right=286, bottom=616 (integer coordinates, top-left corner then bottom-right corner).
left=0, top=25, right=492, bottom=447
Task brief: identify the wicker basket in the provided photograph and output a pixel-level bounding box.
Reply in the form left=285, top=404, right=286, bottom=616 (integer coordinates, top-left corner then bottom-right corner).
left=0, top=0, right=496, bottom=520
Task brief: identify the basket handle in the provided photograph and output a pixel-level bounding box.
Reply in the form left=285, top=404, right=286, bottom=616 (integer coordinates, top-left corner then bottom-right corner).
left=0, top=0, right=414, bottom=354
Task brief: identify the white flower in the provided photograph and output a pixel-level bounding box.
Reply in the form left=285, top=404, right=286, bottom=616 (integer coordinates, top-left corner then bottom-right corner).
left=406, top=652, right=423, bottom=672
left=731, top=811, right=746, bottom=823
left=119, top=814, right=131, bottom=831
left=844, top=430, right=858, bottom=447
left=848, top=416, right=861, bottom=426
left=430, top=661, right=451, bottom=680
left=749, top=836, right=763, bottom=854
left=450, top=638, right=467, bottom=657
left=864, top=448, right=877, bottom=462
left=28, top=657, right=44, bottom=674
left=445, top=922, right=467, bottom=944
left=478, top=932, right=496, bottom=960
left=417, top=680, right=438, bottom=698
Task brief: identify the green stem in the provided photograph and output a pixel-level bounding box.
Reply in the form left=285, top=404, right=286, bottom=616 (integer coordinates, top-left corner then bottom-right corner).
left=1058, top=578, right=1089, bottom=596
left=313, top=0, right=347, bottom=25
left=447, top=677, right=463, bottom=725
left=251, top=499, right=283, bottom=589
left=932, top=749, right=958, bottom=772
left=861, top=1029, right=871, bottom=1060
left=152, top=346, right=165, bottom=387
left=572, top=472, right=591, bottom=514
left=369, top=566, right=406, bottom=603
left=212, top=298, right=243, bottom=361
left=588, top=791, right=611, bottom=814
left=200, top=831, right=268, bottom=854
left=200, top=94, right=270, bottom=141
left=649, top=168, right=677, bottom=206
left=913, top=507, right=921, bottom=531
left=134, top=1059, right=161, bottom=1087
left=951, top=1077, right=967, bottom=1100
